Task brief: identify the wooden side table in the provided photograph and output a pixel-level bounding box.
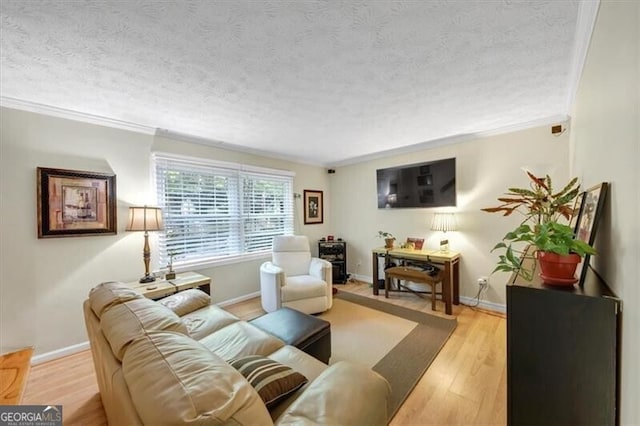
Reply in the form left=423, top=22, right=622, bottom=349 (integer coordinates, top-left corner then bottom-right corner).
left=125, top=271, right=211, bottom=300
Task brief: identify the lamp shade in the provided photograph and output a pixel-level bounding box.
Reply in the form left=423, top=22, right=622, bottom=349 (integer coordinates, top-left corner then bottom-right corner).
left=126, top=206, right=163, bottom=232
left=431, top=213, right=457, bottom=232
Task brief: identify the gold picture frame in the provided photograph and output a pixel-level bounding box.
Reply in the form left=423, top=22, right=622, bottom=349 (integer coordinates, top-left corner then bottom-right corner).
left=303, top=189, right=323, bottom=225
left=37, top=167, right=117, bottom=238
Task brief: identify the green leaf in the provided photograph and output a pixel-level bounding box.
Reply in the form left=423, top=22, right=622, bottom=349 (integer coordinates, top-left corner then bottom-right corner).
left=491, top=242, right=507, bottom=251
left=507, top=188, right=537, bottom=197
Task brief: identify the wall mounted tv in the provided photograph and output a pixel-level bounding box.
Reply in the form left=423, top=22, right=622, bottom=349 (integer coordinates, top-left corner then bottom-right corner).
left=377, top=158, right=456, bottom=209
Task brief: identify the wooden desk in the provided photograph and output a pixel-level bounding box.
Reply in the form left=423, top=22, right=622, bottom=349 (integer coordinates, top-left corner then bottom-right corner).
left=372, top=247, right=461, bottom=315
left=125, top=271, right=211, bottom=300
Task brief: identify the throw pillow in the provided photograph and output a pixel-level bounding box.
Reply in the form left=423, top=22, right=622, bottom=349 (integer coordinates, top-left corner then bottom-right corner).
left=229, top=355, right=308, bottom=408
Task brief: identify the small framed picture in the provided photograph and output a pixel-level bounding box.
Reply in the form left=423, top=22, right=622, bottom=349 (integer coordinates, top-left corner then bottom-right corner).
left=569, top=191, right=585, bottom=233
left=406, top=237, right=425, bottom=250
left=574, top=182, right=609, bottom=286
left=303, top=189, right=323, bottom=225
left=37, top=167, right=117, bottom=238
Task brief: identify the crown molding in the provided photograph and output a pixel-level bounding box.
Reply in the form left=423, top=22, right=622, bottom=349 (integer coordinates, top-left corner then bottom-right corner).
left=330, top=114, right=571, bottom=167
left=0, top=96, right=157, bottom=135
left=1, top=96, right=570, bottom=169
left=565, top=0, right=601, bottom=113
left=154, top=129, right=326, bottom=167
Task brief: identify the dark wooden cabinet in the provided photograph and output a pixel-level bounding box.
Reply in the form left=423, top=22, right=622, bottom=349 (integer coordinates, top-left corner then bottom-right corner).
left=507, top=259, right=620, bottom=425
left=318, top=240, right=347, bottom=284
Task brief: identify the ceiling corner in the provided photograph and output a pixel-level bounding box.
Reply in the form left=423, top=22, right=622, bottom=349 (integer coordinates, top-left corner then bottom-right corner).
left=564, top=0, right=601, bottom=114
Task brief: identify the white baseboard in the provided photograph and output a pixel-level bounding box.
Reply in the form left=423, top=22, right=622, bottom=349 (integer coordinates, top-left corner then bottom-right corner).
left=216, top=291, right=261, bottom=307
left=458, top=296, right=506, bottom=314
left=347, top=273, right=506, bottom=314
left=350, top=273, right=371, bottom=283
left=31, top=341, right=90, bottom=365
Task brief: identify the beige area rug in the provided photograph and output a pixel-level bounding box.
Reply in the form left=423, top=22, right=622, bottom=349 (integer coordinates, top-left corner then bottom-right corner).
left=319, top=291, right=457, bottom=420
left=319, top=298, right=417, bottom=367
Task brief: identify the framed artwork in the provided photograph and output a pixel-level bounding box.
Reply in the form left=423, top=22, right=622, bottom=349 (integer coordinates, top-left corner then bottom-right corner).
left=303, top=189, right=323, bottom=224
left=406, top=237, right=425, bottom=250
left=569, top=191, right=585, bottom=233
left=37, top=167, right=117, bottom=238
left=574, top=182, right=609, bottom=286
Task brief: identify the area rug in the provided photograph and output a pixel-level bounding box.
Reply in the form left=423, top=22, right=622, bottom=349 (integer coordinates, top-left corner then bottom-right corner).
left=319, top=291, right=457, bottom=420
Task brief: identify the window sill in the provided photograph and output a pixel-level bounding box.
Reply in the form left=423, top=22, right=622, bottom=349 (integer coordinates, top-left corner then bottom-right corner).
left=165, top=252, right=271, bottom=273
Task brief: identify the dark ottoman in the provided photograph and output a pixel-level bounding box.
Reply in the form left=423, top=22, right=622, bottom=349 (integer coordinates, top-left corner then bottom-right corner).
left=250, top=307, right=331, bottom=364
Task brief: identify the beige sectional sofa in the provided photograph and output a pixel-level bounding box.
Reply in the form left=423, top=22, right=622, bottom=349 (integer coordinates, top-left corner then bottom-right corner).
left=83, top=281, right=390, bottom=425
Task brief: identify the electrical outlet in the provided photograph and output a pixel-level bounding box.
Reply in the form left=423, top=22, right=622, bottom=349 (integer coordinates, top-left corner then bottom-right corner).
left=477, top=277, right=489, bottom=289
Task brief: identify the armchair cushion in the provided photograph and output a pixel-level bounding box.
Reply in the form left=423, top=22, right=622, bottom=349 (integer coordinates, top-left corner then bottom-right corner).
left=272, top=252, right=311, bottom=277
left=281, top=277, right=328, bottom=303
left=272, top=235, right=313, bottom=276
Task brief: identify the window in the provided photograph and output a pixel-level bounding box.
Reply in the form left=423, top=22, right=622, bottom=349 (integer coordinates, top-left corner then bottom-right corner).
left=153, top=153, right=294, bottom=268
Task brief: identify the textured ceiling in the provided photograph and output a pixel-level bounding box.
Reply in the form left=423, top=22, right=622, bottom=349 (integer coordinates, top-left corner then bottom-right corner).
left=1, top=1, right=586, bottom=165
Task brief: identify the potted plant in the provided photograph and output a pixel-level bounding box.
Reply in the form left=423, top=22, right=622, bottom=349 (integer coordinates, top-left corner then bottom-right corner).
left=377, top=231, right=396, bottom=249
left=481, top=171, right=596, bottom=284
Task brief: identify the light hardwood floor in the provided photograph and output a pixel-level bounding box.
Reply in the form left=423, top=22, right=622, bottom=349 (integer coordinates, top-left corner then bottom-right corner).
left=22, top=281, right=506, bottom=425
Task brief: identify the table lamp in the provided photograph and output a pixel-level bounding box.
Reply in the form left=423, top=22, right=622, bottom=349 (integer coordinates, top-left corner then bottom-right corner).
left=126, top=206, right=164, bottom=283
left=431, top=213, right=457, bottom=253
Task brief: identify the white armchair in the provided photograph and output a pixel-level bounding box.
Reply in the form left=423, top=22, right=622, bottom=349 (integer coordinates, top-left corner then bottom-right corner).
left=260, top=235, right=333, bottom=314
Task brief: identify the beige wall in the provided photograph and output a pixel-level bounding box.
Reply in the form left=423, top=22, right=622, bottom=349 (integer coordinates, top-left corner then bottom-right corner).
left=569, top=1, right=639, bottom=424
left=0, top=107, right=331, bottom=358
left=329, top=124, right=571, bottom=308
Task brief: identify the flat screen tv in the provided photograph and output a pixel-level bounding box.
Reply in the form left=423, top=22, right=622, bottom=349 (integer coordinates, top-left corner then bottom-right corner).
left=377, top=158, right=456, bottom=209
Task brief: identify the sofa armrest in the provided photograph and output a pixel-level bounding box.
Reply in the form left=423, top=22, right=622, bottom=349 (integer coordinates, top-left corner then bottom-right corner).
left=275, top=361, right=390, bottom=426
left=260, top=261, right=285, bottom=312
left=309, top=257, right=332, bottom=284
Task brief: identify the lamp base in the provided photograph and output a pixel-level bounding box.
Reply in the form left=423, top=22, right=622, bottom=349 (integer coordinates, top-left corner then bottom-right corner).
left=139, top=274, right=156, bottom=284
left=439, top=239, right=450, bottom=253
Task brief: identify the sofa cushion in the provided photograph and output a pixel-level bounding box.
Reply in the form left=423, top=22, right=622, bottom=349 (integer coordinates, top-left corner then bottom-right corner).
left=198, top=321, right=285, bottom=361
left=181, top=305, right=240, bottom=340
left=230, top=355, right=308, bottom=408
left=158, top=288, right=210, bottom=317
left=275, top=361, right=390, bottom=426
left=100, top=297, right=188, bottom=361
left=88, top=281, right=143, bottom=318
left=123, top=331, right=272, bottom=425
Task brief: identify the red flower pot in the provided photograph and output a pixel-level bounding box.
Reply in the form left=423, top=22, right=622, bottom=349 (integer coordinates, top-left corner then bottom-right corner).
left=536, top=251, right=581, bottom=286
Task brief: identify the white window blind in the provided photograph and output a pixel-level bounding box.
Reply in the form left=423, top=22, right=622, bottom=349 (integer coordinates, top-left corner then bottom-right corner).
left=153, top=153, right=294, bottom=267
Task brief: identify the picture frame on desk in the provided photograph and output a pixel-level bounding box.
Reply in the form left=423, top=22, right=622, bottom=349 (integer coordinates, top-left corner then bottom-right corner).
left=406, top=237, right=424, bottom=250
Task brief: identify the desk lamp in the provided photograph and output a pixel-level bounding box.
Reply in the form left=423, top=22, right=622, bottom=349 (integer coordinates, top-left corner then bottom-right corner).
left=126, top=206, right=164, bottom=283
left=431, top=213, right=457, bottom=253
